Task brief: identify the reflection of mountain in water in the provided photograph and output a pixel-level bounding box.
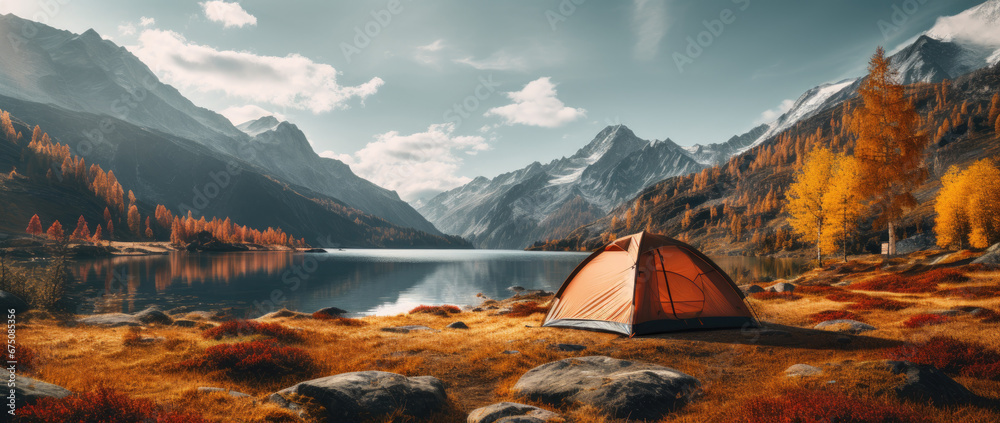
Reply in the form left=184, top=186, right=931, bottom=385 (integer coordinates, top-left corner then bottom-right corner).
left=68, top=251, right=805, bottom=317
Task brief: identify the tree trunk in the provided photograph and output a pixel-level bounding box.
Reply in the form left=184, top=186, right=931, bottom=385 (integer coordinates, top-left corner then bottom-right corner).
left=888, top=220, right=896, bottom=256
left=843, top=215, right=849, bottom=263
left=817, top=224, right=822, bottom=267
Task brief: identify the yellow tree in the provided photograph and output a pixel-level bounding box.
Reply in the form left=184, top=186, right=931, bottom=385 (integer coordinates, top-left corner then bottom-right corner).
left=934, top=160, right=1000, bottom=249
left=786, top=147, right=836, bottom=262
left=850, top=47, right=928, bottom=255
left=935, top=166, right=973, bottom=248
left=822, top=154, right=865, bottom=262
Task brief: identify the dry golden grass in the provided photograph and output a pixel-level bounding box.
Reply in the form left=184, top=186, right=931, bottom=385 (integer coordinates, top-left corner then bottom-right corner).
left=15, top=252, right=1000, bottom=422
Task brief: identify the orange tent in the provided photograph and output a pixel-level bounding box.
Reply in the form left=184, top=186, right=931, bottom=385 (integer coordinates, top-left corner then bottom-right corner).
left=543, top=232, right=758, bottom=336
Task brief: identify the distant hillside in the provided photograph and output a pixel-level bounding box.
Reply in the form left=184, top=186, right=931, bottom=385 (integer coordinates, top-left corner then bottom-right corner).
left=534, top=64, right=1000, bottom=255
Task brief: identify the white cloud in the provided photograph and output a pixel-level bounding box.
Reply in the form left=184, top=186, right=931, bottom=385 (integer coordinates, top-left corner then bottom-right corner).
left=454, top=50, right=528, bottom=71
left=486, top=77, right=586, bottom=128
left=327, top=123, right=489, bottom=201
left=418, top=39, right=445, bottom=52
left=632, top=0, right=668, bottom=61
left=139, top=16, right=156, bottom=27
left=220, top=104, right=285, bottom=125
left=200, top=1, right=257, bottom=28
left=925, top=2, right=1000, bottom=46
left=754, top=99, right=795, bottom=125
left=118, top=22, right=136, bottom=36
left=130, top=29, right=384, bottom=114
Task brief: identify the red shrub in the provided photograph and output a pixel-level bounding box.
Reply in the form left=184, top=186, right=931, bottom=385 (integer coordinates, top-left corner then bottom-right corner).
left=17, top=387, right=214, bottom=422
left=506, top=302, right=550, bottom=317
left=750, top=292, right=801, bottom=301
left=808, top=310, right=862, bottom=323
left=825, top=291, right=871, bottom=302
left=201, top=320, right=303, bottom=343
left=178, top=339, right=316, bottom=382
left=847, top=297, right=910, bottom=311
left=889, top=336, right=1000, bottom=380
left=918, top=268, right=969, bottom=284
left=408, top=305, right=462, bottom=316
left=853, top=274, right=936, bottom=293
left=726, top=388, right=927, bottom=423
left=902, top=314, right=948, bottom=328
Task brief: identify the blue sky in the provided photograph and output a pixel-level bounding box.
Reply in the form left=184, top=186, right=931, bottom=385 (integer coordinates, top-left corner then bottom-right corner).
left=0, top=0, right=987, bottom=202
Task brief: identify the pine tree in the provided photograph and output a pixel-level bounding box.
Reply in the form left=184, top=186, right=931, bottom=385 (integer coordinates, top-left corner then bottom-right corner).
left=786, top=147, right=836, bottom=263
left=46, top=221, right=64, bottom=241
left=26, top=214, right=42, bottom=237
left=988, top=93, right=1000, bottom=125
left=995, top=113, right=1000, bottom=135
left=127, top=205, right=141, bottom=237
left=849, top=47, right=928, bottom=255
left=144, top=217, right=153, bottom=239
left=92, top=225, right=103, bottom=243
left=71, top=215, right=90, bottom=241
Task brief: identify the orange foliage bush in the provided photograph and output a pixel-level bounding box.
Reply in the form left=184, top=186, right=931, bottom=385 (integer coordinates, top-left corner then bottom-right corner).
left=808, top=310, right=862, bottom=323
left=854, top=269, right=969, bottom=294
left=409, top=305, right=462, bottom=316
left=178, top=340, right=316, bottom=382
left=725, top=388, right=926, bottom=423
left=889, top=336, right=1000, bottom=381
left=506, top=302, right=550, bottom=317
left=16, top=387, right=214, bottom=422
left=902, top=314, right=948, bottom=328
left=201, top=320, right=303, bottom=343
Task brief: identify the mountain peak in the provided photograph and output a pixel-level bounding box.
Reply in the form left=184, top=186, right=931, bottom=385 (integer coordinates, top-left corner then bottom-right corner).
left=237, top=115, right=281, bottom=137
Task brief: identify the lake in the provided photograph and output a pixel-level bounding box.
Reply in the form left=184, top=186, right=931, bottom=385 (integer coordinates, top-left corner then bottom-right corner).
left=67, top=250, right=810, bottom=318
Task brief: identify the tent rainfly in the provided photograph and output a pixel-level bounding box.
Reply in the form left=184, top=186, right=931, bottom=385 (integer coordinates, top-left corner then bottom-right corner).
left=543, top=232, right=759, bottom=336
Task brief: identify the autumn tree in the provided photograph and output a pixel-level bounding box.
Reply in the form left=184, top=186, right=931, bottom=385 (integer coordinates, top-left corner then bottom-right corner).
left=786, top=147, right=836, bottom=262
left=989, top=93, right=1000, bottom=126
left=92, top=225, right=103, bottom=244
left=26, top=214, right=42, bottom=238
left=71, top=215, right=91, bottom=241
left=822, top=154, right=865, bottom=262
left=144, top=216, right=153, bottom=239
left=849, top=47, right=928, bottom=255
left=46, top=221, right=64, bottom=241
left=127, top=205, right=141, bottom=237
left=935, top=160, right=1000, bottom=249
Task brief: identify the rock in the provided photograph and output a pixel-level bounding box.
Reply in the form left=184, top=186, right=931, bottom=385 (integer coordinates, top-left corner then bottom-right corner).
left=972, top=248, right=1000, bottom=264
left=767, top=282, right=796, bottom=293
left=885, top=361, right=973, bottom=406
left=927, top=309, right=962, bottom=317
left=446, top=321, right=469, bottom=329
left=548, top=343, right=586, bottom=352
left=77, top=313, right=141, bottom=327
left=502, top=350, right=520, bottom=355
left=513, top=356, right=700, bottom=420
left=744, top=285, right=765, bottom=294
left=259, top=309, right=311, bottom=319
left=472, top=307, right=484, bottom=312
left=814, top=319, right=876, bottom=334
left=135, top=307, right=173, bottom=325
left=492, top=308, right=513, bottom=316
left=467, top=402, right=562, bottom=423
left=785, top=364, right=823, bottom=377
left=508, top=286, right=526, bottom=293
left=14, top=375, right=72, bottom=405
left=895, top=233, right=937, bottom=255
left=313, top=307, right=348, bottom=318
left=0, top=290, right=29, bottom=313
left=270, top=371, right=446, bottom=421
left=199, top=387, right=252, bottom=398
left=381, top=325, right=434, bottom=334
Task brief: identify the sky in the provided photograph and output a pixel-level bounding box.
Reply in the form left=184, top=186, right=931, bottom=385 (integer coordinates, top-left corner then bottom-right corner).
left=0, top=0, right=990, bottom=203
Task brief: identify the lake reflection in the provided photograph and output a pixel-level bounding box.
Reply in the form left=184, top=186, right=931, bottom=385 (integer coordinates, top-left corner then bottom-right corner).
left=68, top=250, right=808, bottom=317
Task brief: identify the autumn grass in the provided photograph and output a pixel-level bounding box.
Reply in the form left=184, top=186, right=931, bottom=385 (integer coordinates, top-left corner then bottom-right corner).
left=13, top=252, right=1000, bottom=422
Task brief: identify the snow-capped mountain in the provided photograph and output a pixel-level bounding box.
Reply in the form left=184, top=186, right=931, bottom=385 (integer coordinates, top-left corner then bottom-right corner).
left=0, top=14, right=441, bottom=235
left=417, top=125, right=704, bottom=249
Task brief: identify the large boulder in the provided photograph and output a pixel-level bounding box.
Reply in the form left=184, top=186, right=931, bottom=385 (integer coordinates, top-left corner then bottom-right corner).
left=972, top=247, right=1000, bottom=264
left=784, top=364, right=823, bottom=377
left=767, top=282, right=796, bottom=293
left=134, top=307, right=173, bottom=325
left=512, top=356, right=700, bottom=420
left=467, top=402, right=562, bottom=423
left=885, top=361, right=973, bottom=406
left=77, top=313, right=142, bottom=327
left=0, top=290, right=29, bottom=313
left=744, top=285, right=765, bottom=294
left=270, top=371, right=447, bottom=422
left=895, top=233, right=937, bottom=255
left=14, top=375, right=72, bottom=405
left=313, top=306, right=348, bottom=318
left=813, top=319, right=876, bottom=334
